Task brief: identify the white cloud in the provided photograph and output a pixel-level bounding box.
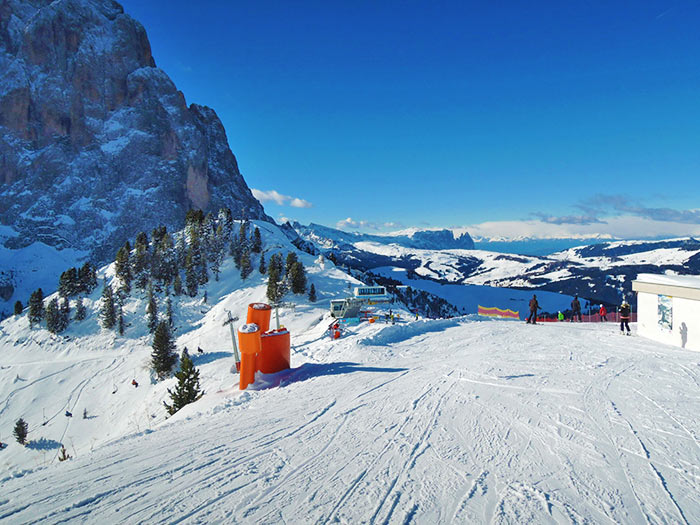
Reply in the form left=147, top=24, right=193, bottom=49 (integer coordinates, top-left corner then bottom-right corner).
left=290, top=198, right=312, bottom=209
left=252, top=189, right=312, bottom=208
left=336, top=217, right=374, bottom=230
left=462, top=215, right=700, bottom=241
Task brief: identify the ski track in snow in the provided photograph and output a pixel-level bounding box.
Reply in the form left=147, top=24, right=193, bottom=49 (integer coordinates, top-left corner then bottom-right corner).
left=1, top=316, right=699, bottom=523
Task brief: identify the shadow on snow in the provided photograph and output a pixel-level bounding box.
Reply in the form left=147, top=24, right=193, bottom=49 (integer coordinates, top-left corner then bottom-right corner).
left=250, top=362, right=408, bottom=390
left=26, top=438, right=63, bottom=451
left=191, top=352, right=234, bottom=366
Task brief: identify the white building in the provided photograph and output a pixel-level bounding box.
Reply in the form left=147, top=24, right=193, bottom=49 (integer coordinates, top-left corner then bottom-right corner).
left=632, top=273, right=700, bottom=351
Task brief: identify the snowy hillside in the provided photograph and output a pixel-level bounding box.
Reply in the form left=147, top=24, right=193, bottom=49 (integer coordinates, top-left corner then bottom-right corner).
left=2, top=313, right=699, bottom=522
left=0, top=220, right=361, bottom=473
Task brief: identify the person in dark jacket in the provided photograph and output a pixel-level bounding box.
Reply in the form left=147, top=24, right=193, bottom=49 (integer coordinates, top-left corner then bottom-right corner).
left=571, top=295, right=582, bottom=322
left=526, top=294, right=539, bottom=324
left=620, top=301, right=631, bottom=334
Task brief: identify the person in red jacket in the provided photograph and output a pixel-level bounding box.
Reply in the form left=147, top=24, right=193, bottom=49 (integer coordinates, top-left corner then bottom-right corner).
left=599, top=304, right=607, bottom=322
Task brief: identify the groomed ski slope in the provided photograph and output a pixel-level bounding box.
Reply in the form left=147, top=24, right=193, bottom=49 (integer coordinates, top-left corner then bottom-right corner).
left=3, top=318, right=699, bottom=524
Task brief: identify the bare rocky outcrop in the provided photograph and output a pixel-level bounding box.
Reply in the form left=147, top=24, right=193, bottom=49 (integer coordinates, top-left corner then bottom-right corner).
left=0, top=0, right=271, bottom=266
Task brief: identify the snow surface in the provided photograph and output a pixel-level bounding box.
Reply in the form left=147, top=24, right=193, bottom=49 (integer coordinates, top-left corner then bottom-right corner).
left=1, top=223, right=699, bottom=523
left=635, top=273, right=700, bottom=290
left=239, top=323, right=260, bottom=334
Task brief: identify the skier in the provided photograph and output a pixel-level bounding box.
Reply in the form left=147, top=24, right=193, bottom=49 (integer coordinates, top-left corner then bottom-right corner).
left=557, top=311, right=564, bottom=321
left=599, top=304, right=608, bottom=322
left=526, top=294, right=539, bottom=324
left=131, top=379, right=139, bottom=388
left=620, top=301, right=631, bottom=335
left=571, top=295, right=582, bottom=322
left=65, top=410, right=72, bottom=417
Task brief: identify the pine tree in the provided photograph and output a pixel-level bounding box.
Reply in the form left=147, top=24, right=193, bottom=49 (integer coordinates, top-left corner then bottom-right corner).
left=290, top=261, right=307, bottom=294
left=115, top=242, right=132, bottom=293
left=210, top=223, right=225, bottom=281
left=100, top=283, right=116, bottom=329
left=285, top=252, right=299, bottom=277
left=14, top=300, right=23, bottom=316
left=132, top=232, right=150, bottom=290
left=272, top=252, right=284, bottom=275
left=146, top=284, right=158, bottom=333
left=60, top=297, right=70, bottom=331
left=118, top=303, right=125, bottom=336
left=267, top=254, right=285, bottom=304
left=158, top=233, right=177, bottom=287
left=58, top=268, right=78, bottom=298
left=14, top=418, right=28, bottom=445
left=258, top=252, right=267, bottom=274
left=251, top=227, right=262, bottom=253
left=28, top=288, right=44, bottom=328
left=201, top=212, right=216, bottom=259
left=175, top=233, right=187, bottom=270
left=185, top=250, right=198, bottom=297
left=173, top=272, right=183, bottom=296
left=45, top=297, right=61, bottom=333
left=219, top=207, right=233, bottom=243
left=308, top=283, right=317, bottom=302
left=198, top=257, right=209, bottom=286
left=163, top=349, right=203, bottom=415
left=74, top=296, right=87, bottom=321
left=240, top=249, right=253, bottom=280
left=166, top=297, right=173, bottom=327
left=78, top=263, right=97, bottom=294
left=151, top=321, right=177, bottom=380
left=238, top=221, right=249, bottom=251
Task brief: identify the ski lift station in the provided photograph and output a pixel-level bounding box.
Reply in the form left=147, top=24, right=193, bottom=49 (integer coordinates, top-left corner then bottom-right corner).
left=632, top=273, right=700, bottom=351
left=331, top=286, right=392, bottom=319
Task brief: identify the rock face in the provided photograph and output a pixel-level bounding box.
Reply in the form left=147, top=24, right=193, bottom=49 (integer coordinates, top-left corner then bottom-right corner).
left=0, top=0, right=271, bottom=266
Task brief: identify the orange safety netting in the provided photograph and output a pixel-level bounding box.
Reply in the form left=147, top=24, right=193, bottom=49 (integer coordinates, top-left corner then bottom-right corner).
left=477, top=305, right=520, bottom=319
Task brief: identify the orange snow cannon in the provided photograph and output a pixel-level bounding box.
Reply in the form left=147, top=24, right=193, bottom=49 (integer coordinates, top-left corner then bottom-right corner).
left=259, top=328, right=291, bottom=374
left=247, top=303, right=272, bottom=333
left=238, top=323, right=261, bottom=390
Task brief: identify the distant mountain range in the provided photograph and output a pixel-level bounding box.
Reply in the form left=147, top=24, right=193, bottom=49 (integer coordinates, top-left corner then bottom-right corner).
left=291, top=222, right=700, bottom=309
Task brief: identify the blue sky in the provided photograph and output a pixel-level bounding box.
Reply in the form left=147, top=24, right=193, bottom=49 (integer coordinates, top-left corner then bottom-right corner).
left=119, top=1, right=700, bottom=239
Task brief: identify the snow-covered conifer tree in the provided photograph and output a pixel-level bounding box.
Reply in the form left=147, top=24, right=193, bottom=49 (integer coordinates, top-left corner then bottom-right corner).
left=163, top=349, right=203, bottom=415
left=45, top=297, right=61, bottom=333
left=14, top=418, right=28, bottom=445
left=151, top=321, right=177, bottom=380
left=252, top=227, right=262, bottom=253
left=100, top=283, right=116, bottom=329
left=290, top=261, right=307, bottom=294
left=146, top=284, right=158, bottom=333
left=240, top=249, right=253, bottom=280
left=28, top=288, right=44, bottom=328
left=74, top=296, right=86, bottom=321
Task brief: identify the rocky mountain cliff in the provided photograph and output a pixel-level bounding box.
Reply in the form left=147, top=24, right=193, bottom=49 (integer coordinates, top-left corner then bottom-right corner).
left=0, top=0, right=271, bottom=314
